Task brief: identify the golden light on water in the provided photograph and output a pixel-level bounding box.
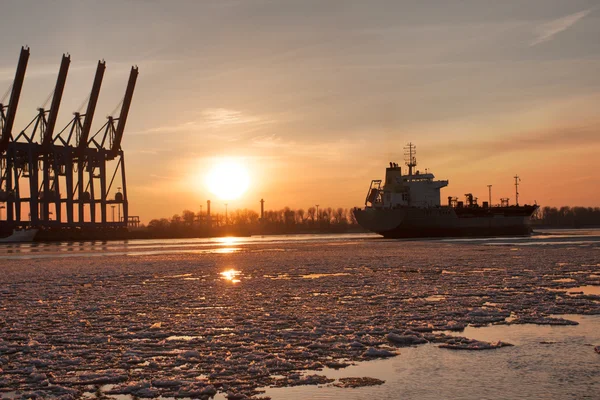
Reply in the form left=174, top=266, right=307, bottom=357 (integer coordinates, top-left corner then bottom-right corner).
left=220, top=269, right=241, bottom=283
left=217, top=237, right=242, bottom=245
left=214, top=247, right=241, bottom=254
left=214, top=237, right=242, bottom=254
left=205, top=159, right=250, bottom=201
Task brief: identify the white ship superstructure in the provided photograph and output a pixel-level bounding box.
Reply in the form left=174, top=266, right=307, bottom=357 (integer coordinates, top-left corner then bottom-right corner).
left=366, top=143, right=448, bottom=209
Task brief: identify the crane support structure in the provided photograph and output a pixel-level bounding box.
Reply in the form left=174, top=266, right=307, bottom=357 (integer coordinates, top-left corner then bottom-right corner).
left=0, top=47, right=30, bottom=154
left=0, top=47, right=139, bottom=240
left=42, top=54, right=70, bottom=148
left=109, top=66, right=138, bottom=159
left=79, top=60, right=105, bottom=152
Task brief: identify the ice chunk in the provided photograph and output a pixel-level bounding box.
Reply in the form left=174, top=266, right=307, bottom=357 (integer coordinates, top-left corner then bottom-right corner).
left=439, top=340, right=514, bottom=350
left=386, top=333, right=427, bottom=346
left=179, top=349, right=201, bottom=359
left=134, top=387, right=160, bottom=397
left=152, top=378, right=182, bottom=387
left=363, top=347, right=397, bottom=358
left=333, top=377, right=386, bottom=388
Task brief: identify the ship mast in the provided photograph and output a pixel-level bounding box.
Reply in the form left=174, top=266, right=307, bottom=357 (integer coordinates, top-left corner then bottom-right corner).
left=514, top=175, right=520, bottom=206
left=404, top=142, right=417, bottom=176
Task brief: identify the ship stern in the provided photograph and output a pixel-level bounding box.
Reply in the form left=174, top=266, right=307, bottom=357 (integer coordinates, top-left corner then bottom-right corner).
left=353, top=207, right=407, bottom=236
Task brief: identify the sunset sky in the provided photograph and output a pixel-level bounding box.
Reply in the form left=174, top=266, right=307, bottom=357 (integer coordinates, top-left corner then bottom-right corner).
left=1, top=0, right=599, bottom=221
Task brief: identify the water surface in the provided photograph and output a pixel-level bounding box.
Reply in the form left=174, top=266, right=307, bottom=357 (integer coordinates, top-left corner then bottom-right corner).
left=0, top=229, right=598, bottom=399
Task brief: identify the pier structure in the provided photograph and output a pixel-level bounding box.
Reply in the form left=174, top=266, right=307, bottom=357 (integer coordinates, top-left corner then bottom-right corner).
left=0, top=47, right=138, bottom=236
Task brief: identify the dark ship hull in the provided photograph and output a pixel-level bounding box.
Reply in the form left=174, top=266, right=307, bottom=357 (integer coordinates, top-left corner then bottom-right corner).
left=353, top=205, right=538, bottom=238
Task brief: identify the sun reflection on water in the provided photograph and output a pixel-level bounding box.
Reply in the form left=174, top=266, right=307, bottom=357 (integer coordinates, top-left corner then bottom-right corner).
left=214, top=247, right=241, bottom=254
left=213, top=237, right=243, bottom=255
left=217, top=237, right=242, bottom=246
left=220, top=269, right=241, bottom=283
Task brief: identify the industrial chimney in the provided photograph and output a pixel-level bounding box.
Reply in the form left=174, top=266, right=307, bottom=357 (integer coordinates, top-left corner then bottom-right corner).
left=260, top=198, right=264, bottom=220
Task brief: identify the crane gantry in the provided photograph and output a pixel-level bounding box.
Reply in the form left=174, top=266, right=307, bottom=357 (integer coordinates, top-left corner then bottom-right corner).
left=0, top=47, right=138, bottom=238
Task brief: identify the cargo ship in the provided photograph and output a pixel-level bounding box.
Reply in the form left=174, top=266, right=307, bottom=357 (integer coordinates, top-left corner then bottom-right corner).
left=353, top=143, right=538, bottom=238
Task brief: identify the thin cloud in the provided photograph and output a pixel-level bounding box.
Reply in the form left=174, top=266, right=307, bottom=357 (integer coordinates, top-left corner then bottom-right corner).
left=430, top=123, right=600, bottom=166
left=251, top=134, right=368, bottom=161
left=530, top=8, right=592, bottom=46
left=202, top=108, right=261, bottom=127
left=128, top=120, right=201, bottom=135
left=129, top=108, right=278, bottom=136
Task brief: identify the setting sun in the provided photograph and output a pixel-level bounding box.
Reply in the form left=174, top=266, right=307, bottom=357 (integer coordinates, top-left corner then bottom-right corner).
left=205, top=159, right=250, bottom=201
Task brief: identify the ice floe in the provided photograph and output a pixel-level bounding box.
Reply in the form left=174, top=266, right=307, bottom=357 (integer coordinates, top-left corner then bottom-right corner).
left=0, top=238, right=598, bottom=398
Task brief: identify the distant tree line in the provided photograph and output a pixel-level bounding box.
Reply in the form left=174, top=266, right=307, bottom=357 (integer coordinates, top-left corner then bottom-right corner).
left=143, top=207, right=363, bottom=238
left=533, top=206, right=600, bottom=228
left=140, top=205, right=600, bottom=238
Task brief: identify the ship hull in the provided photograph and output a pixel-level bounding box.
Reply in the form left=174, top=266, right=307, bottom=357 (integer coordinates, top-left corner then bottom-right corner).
left=353, top=206, right=536, bottom=238
left=0, top=229, right=38, bottom=243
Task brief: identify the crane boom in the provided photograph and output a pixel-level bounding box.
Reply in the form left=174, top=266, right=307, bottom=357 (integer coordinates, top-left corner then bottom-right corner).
left=79, top=60, right=105, bottom=152
left=0, top=46, right=30, bottom=154
left=42, top=54, right=70, bottom=147
left=109, top=66, right=138, bottom=158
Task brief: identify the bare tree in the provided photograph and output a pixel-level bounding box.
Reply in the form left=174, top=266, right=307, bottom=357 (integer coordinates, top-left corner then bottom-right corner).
left=307, top=207, right=316, bottom=222
left=182, top=210, right=195, bottom=225
left=326, top=207, right=333, bottom=223
left=295, top=208, right=305, bottom=224
left=334, top=208, right=345, bottom=224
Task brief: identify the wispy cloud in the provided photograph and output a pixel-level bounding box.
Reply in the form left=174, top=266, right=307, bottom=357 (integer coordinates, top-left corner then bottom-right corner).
left=129, top=108, right=277, bottom=136
left=202, top=108, right=261, bottom=127
left=530, top=8, right=592, bottom=46
left=250, top=134, right=368, bottom=161
left=430, top=122, right=600, bottom=166
left=129, top=120, right=201, bottom=135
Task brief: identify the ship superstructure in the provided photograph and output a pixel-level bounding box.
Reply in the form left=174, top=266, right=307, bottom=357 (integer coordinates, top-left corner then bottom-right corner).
left=354, top=143, right=538, bottom=238
left=366, top=143, right=449, bottom=209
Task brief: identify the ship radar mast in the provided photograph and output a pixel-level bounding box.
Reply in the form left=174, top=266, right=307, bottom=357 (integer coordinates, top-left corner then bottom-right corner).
left=404, top=142, right=417, bottom=176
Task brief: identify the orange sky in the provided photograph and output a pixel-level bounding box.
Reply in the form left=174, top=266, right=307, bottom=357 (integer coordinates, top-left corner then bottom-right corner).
left=1, top=1, right=599, bottom=222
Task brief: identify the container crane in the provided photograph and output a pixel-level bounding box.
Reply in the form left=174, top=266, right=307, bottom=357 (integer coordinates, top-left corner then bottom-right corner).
left=79, top=61, right=105, bottom=152
left=109, top=66, right=138, bottom=160
left=1, top=46, right=138, bottom=239
left=39, top=54, right=70, bottom=222
left=73, top=61, right=106, bottom=224
left=0, top=47, right=29, bottom=154
left=0, top=47, right=29, bottom=223
left=0, top=47, right=138, bottom=238
left=86, top=65, right=138, bottom=224
left=41, top=54, right=70, bottom=148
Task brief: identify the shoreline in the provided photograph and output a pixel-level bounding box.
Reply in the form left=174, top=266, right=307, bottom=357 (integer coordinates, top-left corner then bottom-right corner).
left=7, top=225, right=600, bottom=244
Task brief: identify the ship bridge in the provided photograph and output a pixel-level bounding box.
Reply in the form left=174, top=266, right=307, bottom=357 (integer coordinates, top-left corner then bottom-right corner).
left=365, top=143, right=448, bottom=208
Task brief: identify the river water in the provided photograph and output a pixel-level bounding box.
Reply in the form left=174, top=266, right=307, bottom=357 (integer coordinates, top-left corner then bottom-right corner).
left=261, top=314, right=600, bottom=400
left=1, top=229, right=600, bottom=260
left=0, top=229, right=599, bottom=399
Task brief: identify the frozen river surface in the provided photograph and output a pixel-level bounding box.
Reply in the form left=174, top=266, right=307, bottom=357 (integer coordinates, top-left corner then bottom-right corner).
left=0, top=230, right=599, bottom=399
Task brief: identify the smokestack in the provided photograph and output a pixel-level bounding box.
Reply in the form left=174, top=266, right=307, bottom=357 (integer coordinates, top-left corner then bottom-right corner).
left=260, top=198, right=264, bottom=220
left=207, top=200, right=211, bottom=216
